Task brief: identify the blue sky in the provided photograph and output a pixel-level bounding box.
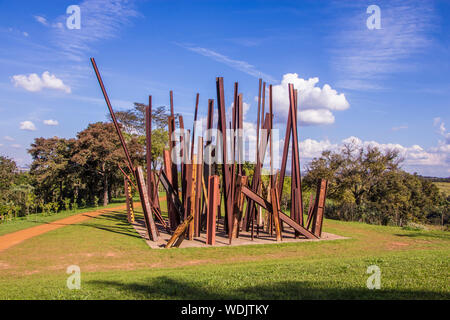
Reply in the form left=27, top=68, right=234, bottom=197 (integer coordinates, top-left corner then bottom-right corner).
left=0, top=0, right=449, bottom=176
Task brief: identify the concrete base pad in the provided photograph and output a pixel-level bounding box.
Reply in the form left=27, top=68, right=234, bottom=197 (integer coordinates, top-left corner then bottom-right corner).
left=132, top=219, right=348, bottom=249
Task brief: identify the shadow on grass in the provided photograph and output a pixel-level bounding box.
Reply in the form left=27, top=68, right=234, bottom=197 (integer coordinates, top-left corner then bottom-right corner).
left=71, top=213, right=143, bottom=239
left=89, top=276, right=449, bottom=300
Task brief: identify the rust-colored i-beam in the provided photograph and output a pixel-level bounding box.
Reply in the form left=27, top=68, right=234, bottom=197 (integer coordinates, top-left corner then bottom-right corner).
left=194, top=137, right=203, bottom=237
left=163, top=149, right=180, bottom=229
left=311, top=179, right=328, bottom=237
left=289, top=86, right=304, bottom=233
left=241, top=185, right=318, bottom=239
left=230, top=175, right=247, bottom=242
left=216, top=77, right=232, bottom=235
left=168, top=90, right=179, bottom=196
left=270, top=187, right=282, bottom=241
left=124, top=177, right=132, bottom=223
left=90, top=58, right=134, bottom=174
left=206, top=175, right=220, bottom=245
left=135, top=166, right=158, bottom=241
left=146, top=96, right=154, bottom=205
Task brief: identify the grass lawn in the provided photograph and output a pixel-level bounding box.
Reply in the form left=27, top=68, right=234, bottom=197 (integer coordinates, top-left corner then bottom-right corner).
left=0, top=205, right=448, bottom=299
left=434, top=182, right=450, bottom=196
left=0, top=197, right=132, bottom=236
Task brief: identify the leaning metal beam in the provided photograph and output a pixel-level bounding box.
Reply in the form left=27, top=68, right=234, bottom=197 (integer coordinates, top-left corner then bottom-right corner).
left=90, top=58, right=134, bottom=173
left=135, top=166, right=159, bottom=241
left=241, top=185, right=318, bottom=239
left=159, top=166, right=184, bottom=223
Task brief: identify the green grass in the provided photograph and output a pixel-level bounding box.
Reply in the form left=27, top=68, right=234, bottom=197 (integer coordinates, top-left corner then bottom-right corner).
left=0, top=205, right=449, bottom=299
left=434, top=182, right=450, bottom=196
left=0, top=197, right=130, bottom=236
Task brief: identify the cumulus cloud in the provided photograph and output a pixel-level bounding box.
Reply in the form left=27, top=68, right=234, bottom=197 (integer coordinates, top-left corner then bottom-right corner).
left=20, top=121, right=36, bottom=131
left=12, top=71, right=71, bottom=93
left=4, top=136, right=14, bottom=141
left=297, top=135, right=449, bottom=171
left=43, top=119, right=59, bottom=126
left=11, top=144, right=22, bottom=149
left=271, top=73, right=349, bottom=125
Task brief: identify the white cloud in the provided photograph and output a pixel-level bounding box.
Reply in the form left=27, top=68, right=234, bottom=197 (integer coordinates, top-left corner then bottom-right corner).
left=4, top=136, right=14, bottom=141
left=178, top=44, right=276, bottom=82
left=23, top=32, right=29, bottom=37
left=271, top=73, right=349, bottom=125
left=20, top=121, right=36, bottom=131
left=12, top=71, right=71, bottom=93
left=297, top=135, right=449, bottom=173
left=11, top=144, right=22, bottom=149
left=43, top=119, right=59, bottom=126
left=34, top=16, right=49, bottom=26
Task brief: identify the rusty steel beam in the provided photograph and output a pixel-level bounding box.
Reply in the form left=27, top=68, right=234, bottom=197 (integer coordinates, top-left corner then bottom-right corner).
left=230, top=175, right=247, bottom=242
left=135, top=166, right=158, bottom=241
left=118, top=164, right=136, bottom=190
left=241, top=185, right=318, bottom=239
left=206, top=175, right=220, bottom=245
left=165, top=214, right=194, bottom=248
left=311, top=179, right=328, bottom=238
left=124, top=177, right=132, bottom=223
left=270, top=187, right=282, bottom=241
left=168, top=90, right=179, bottom=197
left=90, top=58, right=134, bottom=174
left=163, top=149, right=181, bottom=229
left=216, top=77, right=232, bottom=235
left=146, top=96, right=153, bottom=205
left=194, top=137, right=203, bottom=237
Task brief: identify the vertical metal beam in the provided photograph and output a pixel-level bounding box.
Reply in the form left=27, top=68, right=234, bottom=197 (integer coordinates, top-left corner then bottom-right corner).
left=311, top=179, right=328, bottom=238
left=206, top=175, right=220, bottom=245
left=194, top=137, right=203, bottom=237
left=270, top=187, right=282, bottom=241
left=163, top=149, right=179, bottom=229
left=145, top=96, right=153, bottom=205
left=230, top=175, right=247, bottom=241
left=124, top=177, right=132, bottom=223
left=216, top=77, right=232, bottom=235
left=135, top=166, right=158, bottom=241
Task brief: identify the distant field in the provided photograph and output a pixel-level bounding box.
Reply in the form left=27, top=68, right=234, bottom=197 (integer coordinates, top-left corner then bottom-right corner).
left=0, top=204, right=449, bottom=300
left=434, top=182, right=450, bottom=196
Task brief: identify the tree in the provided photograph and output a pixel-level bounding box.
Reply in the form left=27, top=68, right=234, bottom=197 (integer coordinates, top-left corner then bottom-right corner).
left=28, top=137, right=76, bottom=204
left=72, top=122, right=144, bottom=206
left=303, top=141, right=445, bottom=226
left=304, top=142, right=402, bottom=205
left=0, top=156, right=17, bottom=195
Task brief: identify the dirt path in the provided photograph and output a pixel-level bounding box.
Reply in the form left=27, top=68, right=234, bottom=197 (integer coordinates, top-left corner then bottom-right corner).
left=0, top=204, right=129, bottom=253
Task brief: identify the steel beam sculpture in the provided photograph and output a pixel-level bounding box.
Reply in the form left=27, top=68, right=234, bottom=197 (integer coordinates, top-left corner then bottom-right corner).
left=91, top=57, right=329, bottom=247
